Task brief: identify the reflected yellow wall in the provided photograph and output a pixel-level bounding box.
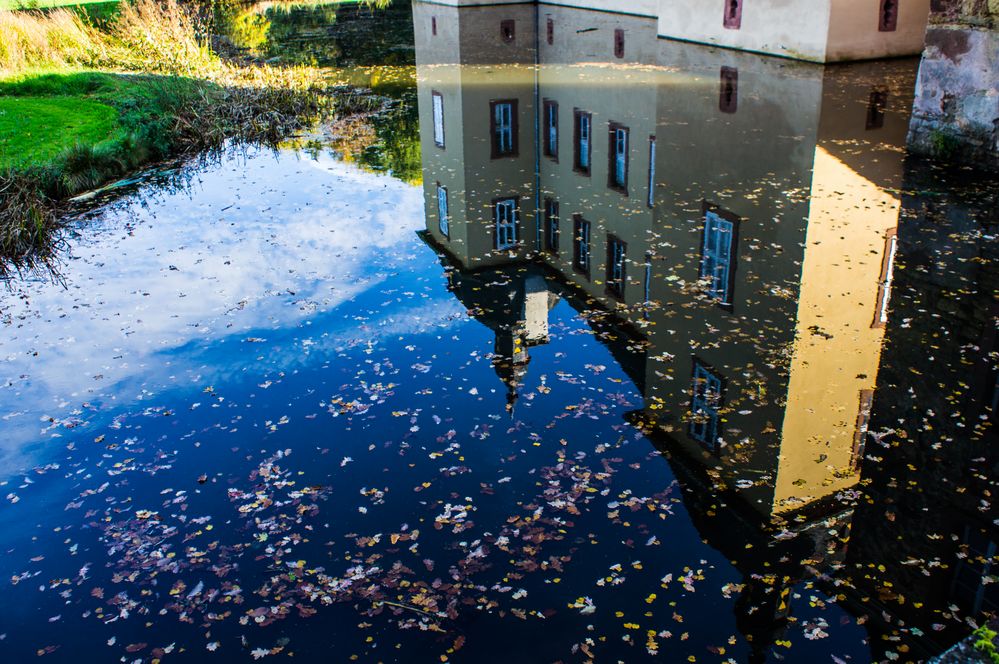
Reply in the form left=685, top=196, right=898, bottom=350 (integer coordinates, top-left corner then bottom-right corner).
left=774, top=146, right=899, bottom=513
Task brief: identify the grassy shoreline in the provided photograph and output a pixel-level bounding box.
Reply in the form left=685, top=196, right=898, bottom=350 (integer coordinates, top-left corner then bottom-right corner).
left=0, top=0, right=384, bottom=274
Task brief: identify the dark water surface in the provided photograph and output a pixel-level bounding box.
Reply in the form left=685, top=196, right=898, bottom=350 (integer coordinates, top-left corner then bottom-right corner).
left=1, top=2, right=996, bottom=663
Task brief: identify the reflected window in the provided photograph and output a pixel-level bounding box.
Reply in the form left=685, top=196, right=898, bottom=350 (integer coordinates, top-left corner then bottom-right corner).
left=544, top=99, right=559, bottom=161
left=432, top=91, right=445, bottom=148
left=699, top=205, right=739, bottom=307
left=873, top=229, right=898, bottom=328
left=689, top=359, right=724, bottom=451
left=573, top=215, right=591, bottom=276
left=723, top=0, right=742, bottom=29
left=547, top=17, right=554, bottom=45
left=879, top=0, right=898, bottom=32
left=643, top=250, right=653, bottom=314
left=866, top=88, right=888, bottom=130
left=647, top=136, right=656, bottom=208
left=606, top=235, right=626, bottom=299
left=851, top=389, right=874, bottom=472
left=544, top=197, right=559, bottom=255
left=608, top=123, right=629, bottom=194
left=501, top=19, right=516, bottom=43
left=490, top=100, right=518, bottom=158
left=436, top=184, right=449, bottom=238
left=574, top=109, right=592, bottom=175
left=719, top=66, right=738, bottom=114
left=494, top=197, right=519, bottom=250
left=431, top=16, right=437, bottom=36
left=614, top=28, right=625, bottom=58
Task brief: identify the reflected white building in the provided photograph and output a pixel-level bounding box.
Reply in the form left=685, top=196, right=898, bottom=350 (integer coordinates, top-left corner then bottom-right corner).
left=415, top=0, right=930, bottom=62
left=415, top=1, right=916, bottom=525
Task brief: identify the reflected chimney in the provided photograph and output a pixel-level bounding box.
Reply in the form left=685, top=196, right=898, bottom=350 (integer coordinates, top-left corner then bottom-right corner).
left=523, top=274, right=550, bottom=344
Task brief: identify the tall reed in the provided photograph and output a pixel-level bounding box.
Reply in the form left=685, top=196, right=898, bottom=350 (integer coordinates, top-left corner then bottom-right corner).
left=101, top=0, right=219, bottom=75
left=0, top=8, right=101, bottom=72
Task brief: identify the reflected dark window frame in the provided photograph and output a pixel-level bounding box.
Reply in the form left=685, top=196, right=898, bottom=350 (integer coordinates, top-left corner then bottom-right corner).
left=866, top=87, right=889, bottom=130
left=573, top=214, right=592, bottom=278
left=490, top=99, right=520, bottom=159
left=500, top=18, right=516, bottom=43
left=546, top=16, right=554, bottom=45
left=872, top=228, right=898, bottom=328
left=436, top=182, right=450, bottom=239
left=431, top=90, right=445, bottom=149
left=544, top=197, right=560, bottom=255
left=688, top=356, right=726, bottom=452
left=606, top=234, right=627, bottom=300
left=699, top=201, right=741, bottom=311
left=608, top=121, right=630, bottom=195
left=719, top=66, right=738, bottom=114
left=573, top=109, right=593, bottom=176
left=647, top=135, right=657, bottom=209
left=493, top=196, right=521, bottom=251
left=850, top=389, right=874, bottom=472
left=543, top=99, right=559, bottom=162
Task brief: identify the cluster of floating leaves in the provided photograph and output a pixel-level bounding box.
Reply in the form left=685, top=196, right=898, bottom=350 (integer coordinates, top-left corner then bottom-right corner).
left=7, top=385, right=713, bottom=662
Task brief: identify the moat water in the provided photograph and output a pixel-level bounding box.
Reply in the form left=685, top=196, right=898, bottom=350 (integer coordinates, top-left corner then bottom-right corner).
left=0, top=2, right=995, bottom=662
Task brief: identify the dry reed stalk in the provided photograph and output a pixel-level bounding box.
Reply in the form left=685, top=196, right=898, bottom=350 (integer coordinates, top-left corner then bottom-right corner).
left=0, top=8, right=100, bottom=73
left=101, top=0, right=218, bottom=75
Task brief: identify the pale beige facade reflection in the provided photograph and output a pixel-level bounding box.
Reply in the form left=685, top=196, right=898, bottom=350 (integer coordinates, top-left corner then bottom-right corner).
left=415, top=3, right=538, bottom=268
left=415, top=2, right=914, bottom=522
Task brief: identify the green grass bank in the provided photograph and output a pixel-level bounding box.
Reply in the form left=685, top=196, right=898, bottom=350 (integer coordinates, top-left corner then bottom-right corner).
left=0, top=0, right=383, bottom=274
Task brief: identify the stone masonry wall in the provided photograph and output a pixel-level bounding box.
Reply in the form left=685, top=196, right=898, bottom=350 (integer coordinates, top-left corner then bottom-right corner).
left=928, top=0, right=999, bottom=26
left=907, top=0, right=999, bottom=169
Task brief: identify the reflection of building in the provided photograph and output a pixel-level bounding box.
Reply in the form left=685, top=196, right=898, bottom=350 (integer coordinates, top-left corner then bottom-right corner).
left=645, top=47, right=913, bottom=520
left=415, top=0, right=930, bottom=62
left=415, top=1, right=914, bottom=520
left=412, top=2, right=995, bottom=659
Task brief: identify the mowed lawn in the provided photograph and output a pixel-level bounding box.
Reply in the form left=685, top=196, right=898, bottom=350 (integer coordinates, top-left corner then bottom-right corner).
left=0, top=95, right=117, bottom=169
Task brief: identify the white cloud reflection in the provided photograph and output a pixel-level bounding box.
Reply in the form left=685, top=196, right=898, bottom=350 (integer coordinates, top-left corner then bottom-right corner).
left=0, top=149, right=457, bottom=473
